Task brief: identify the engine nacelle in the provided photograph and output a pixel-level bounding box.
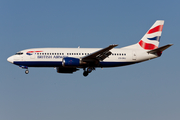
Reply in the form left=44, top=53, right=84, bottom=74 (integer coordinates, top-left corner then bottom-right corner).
left=62, top=57, right=80, bottom=67
left=57, top=67, right=79, bottom=73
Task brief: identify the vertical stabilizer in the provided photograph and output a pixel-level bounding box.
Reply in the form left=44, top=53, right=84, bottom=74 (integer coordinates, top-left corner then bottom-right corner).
left=122, top=20, right=164, bottom=50
left=138, top=20, right=164, bottom=50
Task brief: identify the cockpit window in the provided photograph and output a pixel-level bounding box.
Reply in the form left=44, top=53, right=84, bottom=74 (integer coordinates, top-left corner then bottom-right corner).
left=15, top=52, right=23, bottom=55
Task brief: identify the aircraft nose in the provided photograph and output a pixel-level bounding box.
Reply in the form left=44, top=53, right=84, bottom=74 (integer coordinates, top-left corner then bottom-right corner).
left=7, top=56, right=14, bottom=63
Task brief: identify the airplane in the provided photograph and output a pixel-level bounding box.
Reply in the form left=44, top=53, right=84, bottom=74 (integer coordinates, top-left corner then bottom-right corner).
left=7, top=20, right=173, bottom=77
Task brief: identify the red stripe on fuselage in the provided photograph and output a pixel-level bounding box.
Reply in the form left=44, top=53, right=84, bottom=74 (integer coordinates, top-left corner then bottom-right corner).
left=139, top=40, right=158, bottom=50
left=27, top=51, right=34, bottom=53
left=147, top=25, right=163, bottom=34
left=27, top=51, right=43, bottom=53
left=35, top=51, right=43, bottom=52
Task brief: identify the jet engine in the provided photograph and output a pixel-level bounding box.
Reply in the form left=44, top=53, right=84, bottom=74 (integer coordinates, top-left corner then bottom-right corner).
left=62, top=57, right=80, bottom=67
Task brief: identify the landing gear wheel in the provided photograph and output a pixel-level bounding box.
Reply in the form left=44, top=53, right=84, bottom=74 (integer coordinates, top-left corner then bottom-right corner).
left=25, top=70, right=29, bottom=74
left=87, top=67, right=92, bottom=73
left=83, top=71, right=88, bottom=77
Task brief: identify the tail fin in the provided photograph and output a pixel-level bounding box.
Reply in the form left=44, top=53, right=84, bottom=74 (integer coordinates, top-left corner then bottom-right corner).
left=138, top=20, right=164, bottom=50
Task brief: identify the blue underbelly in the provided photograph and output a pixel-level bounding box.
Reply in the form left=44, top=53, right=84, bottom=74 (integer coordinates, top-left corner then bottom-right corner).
left=14, top=61, right=137, bottom=67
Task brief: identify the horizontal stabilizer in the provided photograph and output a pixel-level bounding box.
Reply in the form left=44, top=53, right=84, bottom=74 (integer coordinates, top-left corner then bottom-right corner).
left=147, top=44, right=173, bottom=54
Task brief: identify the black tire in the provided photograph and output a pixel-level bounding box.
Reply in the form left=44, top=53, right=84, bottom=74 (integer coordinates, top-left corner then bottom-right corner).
left=25, top=70, right=29, bottom=74
left=83, top=71, right=88, bottom=77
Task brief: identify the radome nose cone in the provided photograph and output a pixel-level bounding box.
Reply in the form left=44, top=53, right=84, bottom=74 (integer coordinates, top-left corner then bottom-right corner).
left=7, top=56, right=13, bottom=63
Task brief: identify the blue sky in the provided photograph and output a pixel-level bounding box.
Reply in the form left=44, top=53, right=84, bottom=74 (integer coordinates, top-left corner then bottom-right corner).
left=1, top=0, right=180, bottom=120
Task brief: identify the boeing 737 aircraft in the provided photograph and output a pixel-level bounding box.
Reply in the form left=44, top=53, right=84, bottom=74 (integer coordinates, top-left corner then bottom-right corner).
left=7, top=20, right=172, bottom=76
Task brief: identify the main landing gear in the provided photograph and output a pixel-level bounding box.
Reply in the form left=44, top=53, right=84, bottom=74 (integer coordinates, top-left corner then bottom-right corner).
left=83, top=71, right=89, bottom=77
left=83, top=67, right=95, bottom=77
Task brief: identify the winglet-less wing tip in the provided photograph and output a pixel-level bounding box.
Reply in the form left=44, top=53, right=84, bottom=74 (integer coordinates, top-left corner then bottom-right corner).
left=109, top=44, right=118, bottom=48
left=110, top=44, right=118, bottom=47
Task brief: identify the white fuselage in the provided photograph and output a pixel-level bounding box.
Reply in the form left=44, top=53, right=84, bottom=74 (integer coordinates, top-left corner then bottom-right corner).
left=7, top=47, right=158, bottom=68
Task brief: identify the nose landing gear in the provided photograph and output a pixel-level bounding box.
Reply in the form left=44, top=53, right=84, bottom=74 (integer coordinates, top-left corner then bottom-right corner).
left=19, top=66, right=29, bottom=74
left=25, top=69, right=29, bottom=74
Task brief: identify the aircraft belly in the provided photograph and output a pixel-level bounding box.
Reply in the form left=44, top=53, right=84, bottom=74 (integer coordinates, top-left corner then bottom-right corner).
left=14, top=60, right=137, bottom=68
left=14, top=61, right=63, bottom=67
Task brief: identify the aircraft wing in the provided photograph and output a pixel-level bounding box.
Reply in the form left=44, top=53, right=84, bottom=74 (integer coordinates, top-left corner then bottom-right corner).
left=82, top=44, right=118, bottom=62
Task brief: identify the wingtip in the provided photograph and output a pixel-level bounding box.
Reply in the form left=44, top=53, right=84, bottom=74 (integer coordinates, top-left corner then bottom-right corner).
left=110, top=44, right=118, bottom=47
